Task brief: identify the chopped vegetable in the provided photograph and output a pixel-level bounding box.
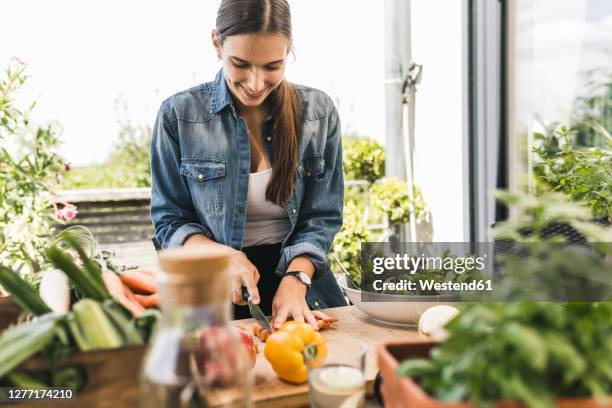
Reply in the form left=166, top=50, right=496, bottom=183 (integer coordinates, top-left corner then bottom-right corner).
left=253, top=317, right=337, bottom=343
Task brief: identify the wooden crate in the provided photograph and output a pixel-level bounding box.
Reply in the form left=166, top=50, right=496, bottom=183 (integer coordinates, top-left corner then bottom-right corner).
left=8, top=345, right=148, bottom=408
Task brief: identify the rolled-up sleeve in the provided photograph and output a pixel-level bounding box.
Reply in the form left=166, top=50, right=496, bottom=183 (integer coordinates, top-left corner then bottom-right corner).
left=150, top=102, right=212, bottom=248
left=275, top=102, right=344, bottom=279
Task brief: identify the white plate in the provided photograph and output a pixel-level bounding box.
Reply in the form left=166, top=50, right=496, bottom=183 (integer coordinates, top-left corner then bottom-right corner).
left=341, top=284, right=457, bottom=327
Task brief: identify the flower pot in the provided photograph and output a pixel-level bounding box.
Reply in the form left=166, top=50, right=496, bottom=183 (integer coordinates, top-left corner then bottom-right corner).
left=376, top=340, right=611, bottom=408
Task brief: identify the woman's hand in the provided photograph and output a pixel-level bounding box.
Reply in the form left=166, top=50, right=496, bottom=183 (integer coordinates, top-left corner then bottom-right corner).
left=272, top=276, right=334, bottom=330
left=229, top=251, right=261, bottom=306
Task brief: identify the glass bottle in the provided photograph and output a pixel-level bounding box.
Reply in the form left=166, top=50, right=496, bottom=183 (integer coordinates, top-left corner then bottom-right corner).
left=141, top=246, right=253, bottom=408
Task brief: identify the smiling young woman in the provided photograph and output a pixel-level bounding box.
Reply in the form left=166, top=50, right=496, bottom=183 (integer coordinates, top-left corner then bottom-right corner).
left=150, top=0, right=347, bottom=329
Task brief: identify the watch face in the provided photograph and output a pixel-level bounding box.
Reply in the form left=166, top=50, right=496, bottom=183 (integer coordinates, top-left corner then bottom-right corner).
left=298, top=272, right=312, bottom=285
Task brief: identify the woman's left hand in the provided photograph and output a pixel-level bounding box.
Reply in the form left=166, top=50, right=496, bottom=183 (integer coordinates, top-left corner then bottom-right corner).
left=271, top=277, right=333, bottom=330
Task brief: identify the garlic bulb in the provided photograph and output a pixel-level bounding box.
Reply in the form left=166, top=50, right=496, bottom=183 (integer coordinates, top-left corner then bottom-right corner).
left=418, top=305, right=460, bottom=341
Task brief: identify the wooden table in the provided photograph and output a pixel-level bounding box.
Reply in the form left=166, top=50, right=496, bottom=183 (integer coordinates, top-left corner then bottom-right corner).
left=234, top=305, right=421, bottom=408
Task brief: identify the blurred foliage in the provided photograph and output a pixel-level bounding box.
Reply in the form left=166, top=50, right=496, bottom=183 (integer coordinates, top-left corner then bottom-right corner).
left=62, top=99, right=151, bottom=190
left=370, top=178, right=428, bottom=224
left=342, top=136, right=385, bottom=183
left=399, top=302, right=612, bottom=407
left=493, top=190, right=612, bottom=244
left=398, top=191, right=612, bottom=408
left=330, top=137, right=429, bottom=285
left=532, top=125, right=611, bottom=220
left=0, top=62, right=67, bottom=279
left=570, top=66, right=612, bottom=148
left=330, top=200, right=374, bottom=286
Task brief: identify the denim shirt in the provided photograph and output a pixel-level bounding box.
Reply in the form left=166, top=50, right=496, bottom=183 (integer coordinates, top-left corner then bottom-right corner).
left=150, top=69, right=345, bottom=295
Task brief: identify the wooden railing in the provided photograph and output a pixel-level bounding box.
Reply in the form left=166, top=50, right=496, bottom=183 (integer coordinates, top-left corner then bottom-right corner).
left=56, top=181, right=384, bottom=246
left=56, top=188, right=153, bottom=244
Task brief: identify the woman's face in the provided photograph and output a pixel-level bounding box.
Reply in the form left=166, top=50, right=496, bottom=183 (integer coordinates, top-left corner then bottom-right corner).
left=212, top=32, right=288, bottom=110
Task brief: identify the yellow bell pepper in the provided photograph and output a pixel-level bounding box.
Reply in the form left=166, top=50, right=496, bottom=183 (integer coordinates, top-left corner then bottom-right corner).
left=263, top=321, right=328, bottom=383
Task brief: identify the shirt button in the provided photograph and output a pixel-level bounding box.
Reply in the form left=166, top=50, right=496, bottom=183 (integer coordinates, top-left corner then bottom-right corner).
left=306, top=172, right=311, bottom=176
left=241, top=168, right=247, bottom=175
left=197, top=174, right=204, bottom=181
left=314, top=302, right=320, bottom=307
left=292, top=208, right=297, bottom=214
left=266, top=136, right=271, bottom=141
left=239, top=207, right=245, bottom=213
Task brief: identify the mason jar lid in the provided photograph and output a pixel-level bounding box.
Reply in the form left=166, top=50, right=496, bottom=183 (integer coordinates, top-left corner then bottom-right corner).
left=157, top=245, right=231, bottom=306
left=158, top=245, right=230, bottom=282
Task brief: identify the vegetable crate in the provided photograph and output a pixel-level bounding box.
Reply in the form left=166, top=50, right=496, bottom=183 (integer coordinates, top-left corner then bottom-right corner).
left=13, top=345, right=147, bottom=408
left=377, top=340, right=611, bottom=408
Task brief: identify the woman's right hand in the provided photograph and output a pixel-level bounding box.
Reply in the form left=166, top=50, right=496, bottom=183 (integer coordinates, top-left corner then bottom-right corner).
left=183, top=235, right=260, bottom=306
left=229, top=251, right=261, bottom=306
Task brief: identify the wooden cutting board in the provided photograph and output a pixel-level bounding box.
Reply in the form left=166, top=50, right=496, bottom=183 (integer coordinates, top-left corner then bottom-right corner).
left=234, top=305, right=421, bottom=408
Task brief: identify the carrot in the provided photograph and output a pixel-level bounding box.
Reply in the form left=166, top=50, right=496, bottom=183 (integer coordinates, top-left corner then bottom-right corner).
left=258, top=330, right=270, bottom=342
left=252, top=322, right=263, bottom=337
left=316, top=317, right=337, bottom=330
left=102, top=270, right=145, bottom=317
left=120, top=270, right=157, bottom=294
left=137, top=269, right=156, bottom=278
left=134, top=293, right=160, bottom=308
left=252, top=322, right=272, bottom=342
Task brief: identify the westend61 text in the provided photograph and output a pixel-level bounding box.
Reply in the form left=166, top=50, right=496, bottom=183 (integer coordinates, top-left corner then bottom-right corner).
left=372, top=279, right=493, bottom=292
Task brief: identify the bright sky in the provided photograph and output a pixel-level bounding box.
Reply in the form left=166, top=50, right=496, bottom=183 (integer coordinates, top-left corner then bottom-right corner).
left=2, top=0, right=385, bottom=166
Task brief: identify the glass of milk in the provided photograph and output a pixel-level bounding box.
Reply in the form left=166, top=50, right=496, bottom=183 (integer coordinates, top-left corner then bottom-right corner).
left=305, top=340, right=367, bottom=408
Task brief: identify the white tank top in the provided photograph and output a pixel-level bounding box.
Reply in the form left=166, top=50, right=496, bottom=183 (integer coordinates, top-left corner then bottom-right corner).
left=242, top=168, right=292, bottom=247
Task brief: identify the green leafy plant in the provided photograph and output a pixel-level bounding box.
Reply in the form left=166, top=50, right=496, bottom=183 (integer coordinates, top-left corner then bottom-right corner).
left=396, top=192, right=612, bottom=407
left=0, top=61, right=69, bottom=280
left=398, top=302, right=612, bottom=408
left=329, top=200, right=373, bottom=286
left=370, top=178, right=428, bottom=224
left=342, top=136, right=385, bottom=183
left=493, top=190, right=612, bottom=245
left=532, top=125, right=611, bottom=219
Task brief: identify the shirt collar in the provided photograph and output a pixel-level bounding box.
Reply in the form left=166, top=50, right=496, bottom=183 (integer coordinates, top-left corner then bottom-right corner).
left=210, top=67, right=274, bottom=124
left=210, top=68, right=234, bottom=115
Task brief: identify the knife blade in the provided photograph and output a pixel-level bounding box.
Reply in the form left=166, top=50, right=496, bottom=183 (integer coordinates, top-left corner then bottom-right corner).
left=241, top=286, right=273, bottom=333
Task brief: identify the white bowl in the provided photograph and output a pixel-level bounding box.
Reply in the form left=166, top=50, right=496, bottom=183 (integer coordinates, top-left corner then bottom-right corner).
left=341, top=284, right=457, bottom=327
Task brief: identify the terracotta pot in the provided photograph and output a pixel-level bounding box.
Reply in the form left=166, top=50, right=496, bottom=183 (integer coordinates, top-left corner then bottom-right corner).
left=377, top=339, right=611, bottom=408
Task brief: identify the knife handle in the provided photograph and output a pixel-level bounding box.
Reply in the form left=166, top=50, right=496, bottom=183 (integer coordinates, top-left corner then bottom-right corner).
left=241, top=285, right=250, bottom=302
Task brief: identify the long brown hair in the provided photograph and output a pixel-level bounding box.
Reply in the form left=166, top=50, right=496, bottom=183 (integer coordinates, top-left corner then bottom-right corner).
left=215, top=0, right=303, bottom=206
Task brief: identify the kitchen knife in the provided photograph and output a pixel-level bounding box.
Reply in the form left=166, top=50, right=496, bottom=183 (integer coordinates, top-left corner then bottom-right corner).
left=241, top=286, right=273, bottom=333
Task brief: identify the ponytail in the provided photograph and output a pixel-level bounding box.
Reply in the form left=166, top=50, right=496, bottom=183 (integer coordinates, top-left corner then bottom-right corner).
left=266, top=80, right=303, bottom=206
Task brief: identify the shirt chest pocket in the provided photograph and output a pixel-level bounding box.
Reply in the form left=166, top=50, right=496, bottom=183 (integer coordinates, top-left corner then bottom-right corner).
left=297, top=154, right=325, bottom=180
left=179, top=158, right=226, bottom=214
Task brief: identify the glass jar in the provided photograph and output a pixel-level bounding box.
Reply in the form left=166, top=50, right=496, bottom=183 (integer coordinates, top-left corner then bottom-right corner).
left=141, top=246, right=253, bottom=408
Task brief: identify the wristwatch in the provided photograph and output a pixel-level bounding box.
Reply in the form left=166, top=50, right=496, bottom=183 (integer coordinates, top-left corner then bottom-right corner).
left=285, top=270, right=312, bottom=288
